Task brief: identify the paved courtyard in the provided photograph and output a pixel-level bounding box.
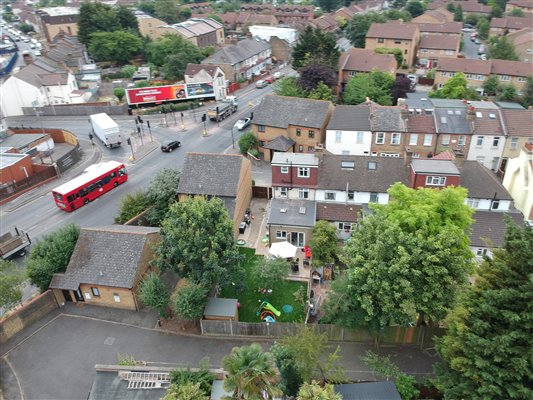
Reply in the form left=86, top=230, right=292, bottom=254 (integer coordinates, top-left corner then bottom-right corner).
left=1, top=307, right=438, bottom=400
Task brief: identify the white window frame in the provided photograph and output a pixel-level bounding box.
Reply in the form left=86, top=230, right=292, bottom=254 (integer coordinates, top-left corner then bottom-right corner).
left=113, top=293, right=121, bottom=303
left=347, top=190, right=354, bottom=200
left=297, top=167, right=309, bottom=178
left=466, top=198, right=479, bottom=208
left=279, top=187, right=288, bottom=198
left=491, top=200, right=500, bottom=210
left=492, top=137, right=500, bottom=147
left=442, top=135, right=450, bottom=146
left=391, top=133, right=401, bottom=145
left=280, top=166, right=289, bottom=174
left=325, top=191, right=336, bottom=201
left=337, top=222, right=352, bottom=232
left=424, top=134, right=432, bottom=146
left=425, top=176, right=446, bottom=186
left=298, top=188, right=309, bottom=199
left=356, top=131, right=364, bottom=144
left=510, top=137, right=518, bottom=149
left=276, top=230, right=287, bottom=239
left=458, top=135, right=466, bottom=146
left=335, top=130, right=342, bottom=143
left=369, top=193, right=378, bottom=203
left=476, top=136, right=484, bottom=146
left=409, top=133, right=418, bottom=146
left=375, top=132, right=385, bottom=144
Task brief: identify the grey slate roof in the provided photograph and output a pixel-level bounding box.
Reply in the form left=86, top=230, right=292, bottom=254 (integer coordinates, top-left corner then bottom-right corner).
left=411, top=159, right=460, bottom=175
left=0, top=133, right=48, bottom=150
left=470, top=211, right=524, bottom=247
left=371, top=106, right=406, bottom=132
left=405, top=92, right=434, bottom=111
left=253, top=95, right=332, bottom=129
left=327, top=105, right=371, bottom=131
left=177, top=153, right=245, bottom=197
left=459, top=161, right=513, bottom=200
left=495, top=101, right=525, bottom=110
left=430, top=99, right=468, bottom=108
left=204, top=297, right=238, bottom=318
left=49, top=226, right=160, bottom=291
left=334, top=382, right=402, bottom=400
left=263, top=135, right=295, bottom=151
left=434, top=108, right=471, bottom=134
left=268, top=199, right=317, bottom=227
left=203, top=38, right=271, bottom=65
left=89, top=370, right=167, bottom=400
left=318, top=154, right=410, bottom=192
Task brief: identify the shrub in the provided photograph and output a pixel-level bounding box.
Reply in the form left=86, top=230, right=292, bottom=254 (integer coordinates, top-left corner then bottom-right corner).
left=114, top=87, right=126, bottom=102
left=172, top=283, right=209, bottom=320
left=238, top=132, right=257, bottom=155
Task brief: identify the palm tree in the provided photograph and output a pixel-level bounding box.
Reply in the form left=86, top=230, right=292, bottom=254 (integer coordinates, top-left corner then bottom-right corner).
left=222, top=343, right=281, bottom=399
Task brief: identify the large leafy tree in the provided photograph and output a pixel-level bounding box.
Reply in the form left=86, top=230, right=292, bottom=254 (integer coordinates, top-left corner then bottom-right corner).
left=324, top=184, right=474, bottom=329
left=26, top=224, right=80, bottom=292
left=88, top=31, right=143, bottom=64
left=391, top=75, right=412, bottom=105
left=78, top=3, right=120, bottom=45
left=435, top=222, right=533, bottom=399
left=292, top=26, right=340, bottom=69
left=139, top=272, right=170, bottom=317
left=317, top=0, right=341, bottom=13
left=405, top=1, right=425, bottom=17
left=482, top=74, right=501, bottom=96
left=273, top=77, right=308, bottom=98
left=154, top=0, right=181, bottom=24
left=488, top=35, right=520, bottom=60
left=430, top=72, right=479, bottom=100
left=521, top=75, right=533, bottom=108
left=172, top=283, right=209, bottom=321
left=156, top=196, right=243, bottom=288
left=253, top=257, right=290, bottom=289
left=222, top=343, right=281, bottom=399
left=476, top=17, right=490, bottom=40
left=499, top=83, right=518, bottom=102
left=0, top=260, right=25, bottom=310
left=297, top=60, right=336, bottom=92
left=145, top=168, right=180, bottom=226
left=116, top=5, right=140, bottom=34
left=309, top=220, right=339, bottom=267
left=343, top=71, right=394, bottom=105
left=308, top=82, right=334, bottom=101
left=271, top=342, right=303, bottom=397
left=162, top=382, right=208, bottom=400
left=345, top=12, right=387, bottom=48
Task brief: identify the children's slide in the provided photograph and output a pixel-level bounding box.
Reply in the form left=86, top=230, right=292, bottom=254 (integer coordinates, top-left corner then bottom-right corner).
left=261, top=301, right=281, bottom=317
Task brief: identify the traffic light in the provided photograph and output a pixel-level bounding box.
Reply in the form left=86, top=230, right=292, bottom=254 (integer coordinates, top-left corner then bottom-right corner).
left=127, top=138, right=131, bottom=145
left=180, top=112, right=184, bottom=118
left=201, top=113, right=206, bottom=122
left=137, top=116, right=143, bottom=124
left=137, top=127, right=141, bottom=134
left=147, top=120, right=151, bottom=128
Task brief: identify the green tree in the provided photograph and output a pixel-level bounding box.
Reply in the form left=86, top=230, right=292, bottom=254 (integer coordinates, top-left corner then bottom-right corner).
left=114, top=191, right=148, bottom=224
left=482, top=75, right=501, bottom=96
left=121, top=65, right=136, bottom=78
left=172, top=282, right=209, bottom=320
left=309, top=220, right=339, bottom=267
left=521, top=75, right=533, bottom=107
left=18, top=23, right=34, bottom=33
left=253, top=257, right=290, bottom=289
left=273, top=77, right=308, bottom=98
left=317, top=0, right=341, bottom=12
left=490, top=4, right=504, bottom=18
left=508, top=8, right=524, bottom=16
left=465, top=13, right=479, bottom=26
left=154, top=0, right=180, bottom=23
left=384, top=9, right=413, bottom=21
left=138, top=0, right=156, bottom=15
left=0, top=260, right=25, bottom=310
left=346, top=12, right=387, bottom=48
left=139, top=272, right=170, bottom=317
left=238, top=132, right=258, bottom=155
left=297, top=60, right=336, bottom=91
left=343, top=71, right=394, bottom=105
left=476, top=17, right=490, bottom=40
left=271, top=342, right=303, bottom=397
left=144, top=168, right=180, bottom=226
left=308, top=82, right=334, bottom=101
left=405, top=1, right=425, bottom=17
left=78, top=3, right=120, bottom=45
left=88, top=31, right=143, bottom=64
left=169, top=358, right=214, bottom=396
left=499, top=83, right=518, bottom=101
left=163, top=382, right=208, bottom=400
left=435, top=222, right=533, bottom=399
left=26, top=224, right=80, bottom=292
left=430, top=72, right=479, bottom=100
left=454, top=4, right=463, bottom=21
left=297, top=381, right=342, bottom=400
left=279, top=326, right=345, bottom=384
left=114, top=87, right=126, bottom=102
left=324, top=184, right=474, bottom=329
left=292, top=26, right=340, bottom=69
left=179, top=7, right=192, bottom=21
left=116, top=5, right=140, bottom=34
left=396, top=374, right=419, bottom=400
left=222, top=343, right=281, bottom=400
left=488, top=35, right=520, bottom=60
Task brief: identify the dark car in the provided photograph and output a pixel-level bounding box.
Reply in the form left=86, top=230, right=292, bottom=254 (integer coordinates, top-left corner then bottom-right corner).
left=161, top=140, right=181, bottom=152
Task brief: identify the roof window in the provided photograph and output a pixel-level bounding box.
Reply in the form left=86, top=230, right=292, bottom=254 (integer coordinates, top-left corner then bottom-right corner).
left=455, top=110, right=461, bottom=115
left=341, top=161, right=355, bottom=170
left=475, top=111, right=482, bottom=118
left=440, top=116, right=447, bottom=124
left=489, top=113, right=496, bottom=119
left=368, top=161, right=377, bottom=170
left=299, top=207, right=306, bottom=214
left=447, top=110, right=453, bottom=115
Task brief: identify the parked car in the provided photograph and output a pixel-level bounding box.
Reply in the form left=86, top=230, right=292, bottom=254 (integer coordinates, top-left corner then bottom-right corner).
left=34, top=50, right=41, bottom=56
left=461, top=27, right=472, bottom=32
left=480, top=54, right=487, bottom=61
left=29, top=43, right=35, bottom=49
left=160, top=140, right=181, bottom=152
left=273, top=71, right=284, bottom=79
left=478, top=44, right=486, bottom=54
left=475, top=38, right=481, bottom=45
left=255, top=80, right=267, bottom=89
left=234, top=117, right=251, bottom=131
left=264, top=76, right=273, bottom=84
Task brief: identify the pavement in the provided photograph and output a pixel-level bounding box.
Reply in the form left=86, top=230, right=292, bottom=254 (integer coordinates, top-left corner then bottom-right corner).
left=0, top=303, right=438, bottom=400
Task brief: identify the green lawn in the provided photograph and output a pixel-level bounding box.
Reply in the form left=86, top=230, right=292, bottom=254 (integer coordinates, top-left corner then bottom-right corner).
left=221, top=248, right=307, bottom=323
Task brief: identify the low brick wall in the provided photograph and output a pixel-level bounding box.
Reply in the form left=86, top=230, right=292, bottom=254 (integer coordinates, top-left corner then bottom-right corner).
left=0, top=290, right=59, bottom=345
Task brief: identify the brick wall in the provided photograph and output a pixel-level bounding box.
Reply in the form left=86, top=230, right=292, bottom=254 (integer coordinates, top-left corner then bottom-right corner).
left=0, top=290, right=58, bottom=345
left=78, top=285, right=138, bottom=311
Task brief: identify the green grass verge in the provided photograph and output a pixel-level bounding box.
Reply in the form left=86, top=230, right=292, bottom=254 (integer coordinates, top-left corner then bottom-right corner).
left=221, top=248, right=306, bottom=323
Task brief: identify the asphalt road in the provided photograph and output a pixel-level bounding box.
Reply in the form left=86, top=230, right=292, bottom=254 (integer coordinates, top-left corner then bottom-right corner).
left=462, top=31, right=483, bottom=60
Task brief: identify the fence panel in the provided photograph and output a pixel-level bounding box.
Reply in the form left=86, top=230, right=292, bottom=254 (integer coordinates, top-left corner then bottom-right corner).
left=0, top=167, right=57, bottom=200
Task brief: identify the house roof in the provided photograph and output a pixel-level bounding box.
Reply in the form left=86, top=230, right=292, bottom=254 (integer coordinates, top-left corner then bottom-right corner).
left=338, top=48, right=396, bottom=74
left=12, top=61, right=69, bottom=88
left=419, top=35, right=460, bottom=50
left=500, top=109, right=533, bottom=137
left=184, top=63, right=221, bottom=78
left=491, top=16, right=533, bottom=30
left=316, top=202, right=361, bottom=222
left=177, top=153, right=247, bottom=197
left=407, top=114, right=437, bottom=133
left=334, top=382, right=402, bottom=400
left=405, top=92, right=434, bottom=111
left=415, top=22, right=462, bottom=34
left=434, top=107, right=471, bottom=134
left=203, top=38, right=271, bottom=66
left=263, top=135, right=296, bottom=151
left=437, top=58, right=532, bottom=77
left=411, top=159, right=460, bottom=175
left=470, top=108, right=505, bottom=135
left=268, top=199, right=317, bottom=227
left=366, top=21, right=418, bottom=40
left=0, top=133, right=49, bottom=149
left=459, top=161, right=513, bottom=200
left=507, top=0, right=533, bottom=9
left=470, top=211, right=524, bottom=247
left=327, top=104, right=372, bottom=131
left=495, top=101, right=525, bottom=109
left=271, top=152, right=319, bottom=166
left=491, top=59, right=533, bottom=77
left=204, top=298, right=238, bottom=318
left=49, top=226, right=160, bottom=291
left=168, top=18, right=223, bottom=38
left=318, top=154, right=410, bottom=192
left=253, top=95, right=332, bottom=129
left=454, top=1, right=491, bottom=13
left=507, top=27, right=533, bottom=46
left=88, top=370, right=167, bottom=400
left=413, top=9, right=452, bottom=24
left=371, top=104, right=406, bottom=132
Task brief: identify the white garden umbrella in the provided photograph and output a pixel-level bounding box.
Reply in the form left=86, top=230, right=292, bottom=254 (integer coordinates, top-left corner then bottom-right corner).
left=269, top=241, right=298, bottom=258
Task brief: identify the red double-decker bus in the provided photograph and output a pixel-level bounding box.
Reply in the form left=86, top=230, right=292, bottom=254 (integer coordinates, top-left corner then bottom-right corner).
left=52, top=161, right=128, bottom=212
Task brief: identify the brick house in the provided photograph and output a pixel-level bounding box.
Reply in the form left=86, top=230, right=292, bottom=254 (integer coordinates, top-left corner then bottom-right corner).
left=135, top=11, right=167, bottom=40
left=405, top=114, right=439, bottom=159
left=337, top=48, right=397, bottom=94
left=271, top=153, right=319, bottom=200
left=412, top=8, right=454, bottom=24
left=435, top=58, right=532, bottom=92
left=499, top=109, right=533, bottom=174
left=325, top=104, right=373, bottom=156
left=267, top=199, right=316, bottom=248
left=365, top=21, right=419, bottom=66
left=409, top=159, right=461, bottom=189
left=316, top=202, right=362, bottom=241
left=417, top=35, right=461, bottom=68
left=49, top=226, right=161, bottom=311
left=37, top=7, right=79, bottom=42
left=431, top=99, right=473, bottom=159
left=506, top=0, right=533, bottom=14
left=369, top=104, right=408, bottom=157
left=489, top=16, right=533, bottom=36
left=507, top=28, right=533, bottom=63
left=177, top=153, right=252, bottom=238
left=252, top=95, right=334, bottom=162
left=415, top=22, right=463, bottom=37
left=156, top=18, right=225, bottom=48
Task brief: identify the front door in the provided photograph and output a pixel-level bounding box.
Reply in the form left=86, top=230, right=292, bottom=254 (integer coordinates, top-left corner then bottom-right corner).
left=290, top=232, right=304, bottom=248
left=75, top=288, right=84, bottom=302
left=62, top=290, right=72, bottom=302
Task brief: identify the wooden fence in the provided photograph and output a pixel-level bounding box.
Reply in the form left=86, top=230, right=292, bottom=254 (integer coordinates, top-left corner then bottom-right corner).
left=200, top=320, right=444, bottom=348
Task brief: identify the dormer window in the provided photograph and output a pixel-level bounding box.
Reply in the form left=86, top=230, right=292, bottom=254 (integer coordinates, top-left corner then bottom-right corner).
left=426, top=176, right=446, bottom=186
left=281, top=166, right=289, bottom=174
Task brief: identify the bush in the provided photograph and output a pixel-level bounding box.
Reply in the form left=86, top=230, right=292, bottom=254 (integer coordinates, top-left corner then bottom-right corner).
left=114, top=87, right=126, bottom=102
left=169, top=358, right=214, bottom=396
left=238, top=132, right=258, bottom=155
left=172, top=283, right=209, bottom=320
left=114, top=191, right=148, bottom=224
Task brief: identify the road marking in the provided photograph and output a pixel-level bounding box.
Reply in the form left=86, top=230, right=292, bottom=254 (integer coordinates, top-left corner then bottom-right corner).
left=3, top=356, right=25, bottom=400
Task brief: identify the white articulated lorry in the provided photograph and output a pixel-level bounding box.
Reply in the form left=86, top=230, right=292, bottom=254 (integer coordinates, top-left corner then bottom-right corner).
left=89, top=113, right=122, bottom=148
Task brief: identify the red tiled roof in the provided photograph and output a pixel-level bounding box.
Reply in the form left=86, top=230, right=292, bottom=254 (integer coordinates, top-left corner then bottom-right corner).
left=491, top=59, right=533, bottom=76
left=339, top=48, right=396, bottom=73
left=366, top=21, right=418, bottom=40
left=507, top=0, right=533, bottom=9
left=437, top=58, right=492, bottom=75
left=490, top=16, right=533, bottom=30
left=507, top=27, right=533, bottom=46
left=415, top=22, right=463, bottom=34
left=407, top=115, right=437, bottom=133
left=470, top=109, right=505, bottom=135
left=419, top=35, right=460, bottom=50
left=316, top=202, right=361, bottom=223
left=501, top=109, right=533, bottom=137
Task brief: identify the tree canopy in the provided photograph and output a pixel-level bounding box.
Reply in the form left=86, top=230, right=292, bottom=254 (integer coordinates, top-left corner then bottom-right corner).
left=309, top=220, right=339, bottom=267
left=430, top=72, right=479, bottom=100
left=435, top=221, right=533, bottom=399
left=297, top=381, right=342, bottom=400
left=488, top=35, right=520, bottom=61
left=88, top=31, right=143, bottom=64
left=172, top=282, right=209, bottom=321
left=405, top=1, right=425, bottom=17
left=345, top=12, right=387, bottom=48
left=297, top=60, right=336, bottom=92
left=144, top=168, right=180, bottom=226
left=156, top=196, right=243, bottom=288
left=0, top=260, right=25, bottom=310
left=343, top=71, right=394, bottom=105
left=292, top=26, right=340, bottom=69
left=78, top=3, right=138, bottom=46
left=521, top=76, right=533, bottom=108
left=139, top=272, right=170, bottom=317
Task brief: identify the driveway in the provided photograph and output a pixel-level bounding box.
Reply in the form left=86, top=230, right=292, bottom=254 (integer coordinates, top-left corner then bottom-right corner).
left=2, top=312, right=438, bottom=400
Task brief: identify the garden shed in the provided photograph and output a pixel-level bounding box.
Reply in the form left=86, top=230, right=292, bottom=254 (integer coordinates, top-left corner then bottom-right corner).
left=203, top=298, right=239, bottom=321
